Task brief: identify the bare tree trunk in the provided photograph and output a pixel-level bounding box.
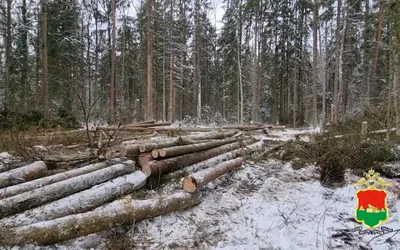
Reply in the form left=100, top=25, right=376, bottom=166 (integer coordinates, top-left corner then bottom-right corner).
left=110, top=0, right=117, bottom=124
left=4, top=0, right=12, bottom=108
left=312, top=0, right=319, bottom=128
left=168, top=0, right=174, bottom=122
left=20, top=0, right=28, bottom=111
left=41, top=0, right=49, bottom=120
left=251, top=3, right=259, bottom=123
left=238, top=0, right=243, bottom=125
left=195, top=0, right=201, bottom=124
left=338, top=0, right=347, bottom=118
left=368, top=0, right=383, bottom=106
left=146, top=0, right=154, bottom=120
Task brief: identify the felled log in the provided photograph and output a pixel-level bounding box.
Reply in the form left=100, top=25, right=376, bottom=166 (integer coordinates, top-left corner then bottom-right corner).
left=0, top=192, right=200, bottom=246
left=186, top=130, right=238, bottom=140
left=153, top=137, right=238, bottom=159
left=142, top=138, right=255, bottom=176
left=0, top=161, right=47, bottom=189
left=0, top=158, right=124, bottom=199
left=138, top=138, right=184, bottom=153
left=169, top=140, right=265, bottom=178
left=0, top=161, right=134, bottom=218
left=182, top=157, right=244, bottom=193
left=138, top=153, right=154, bottom=168
left=222, top=126, right=262, bottom=131
left=0, top=170, right=148, bottom=228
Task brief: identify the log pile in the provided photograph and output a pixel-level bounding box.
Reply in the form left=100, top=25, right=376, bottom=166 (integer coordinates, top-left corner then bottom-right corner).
left=0, top=127, right=282, bottom=247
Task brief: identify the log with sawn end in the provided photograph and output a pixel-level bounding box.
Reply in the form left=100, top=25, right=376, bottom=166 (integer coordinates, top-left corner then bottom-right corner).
left=169, top=140, right=265, bottom=178
left=142, top=138, right=255, bottom=176
left=138, top=153, right=154, bottom=168
left=0, top=170, right=148, bottom=228
left=0, top=158, right=125, bottom=199
left=154, top=137, right=238, bottom=159
left=182, top=157, right=244, bottom=193
left=0, top=161, right=47, bottom=189
left=0, top=192, right=200, bottom=246
left=0, top=161, right=134, bottom=218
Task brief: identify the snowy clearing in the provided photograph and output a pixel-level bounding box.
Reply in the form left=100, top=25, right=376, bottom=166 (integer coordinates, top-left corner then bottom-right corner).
left=11, top=159, right=398, bottom=250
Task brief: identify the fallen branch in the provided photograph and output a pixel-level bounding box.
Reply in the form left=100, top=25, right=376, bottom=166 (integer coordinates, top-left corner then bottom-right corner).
left=0, top=192, right=201, bottom=246
left=0, top=170, right=148, bottom=227
left=142, top=138, right=255, bottom=176
left=0, top=161, right=47, bottom=189
left=182, top=157, right=244, bottom=193
left=0, top=161, right=134, bottom=218
left=0, top=158, right=124, bottom=199
left=255, top=141, right=291, bottom=160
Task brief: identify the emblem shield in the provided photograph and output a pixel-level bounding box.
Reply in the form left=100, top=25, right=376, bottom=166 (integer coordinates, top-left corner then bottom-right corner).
left=355, top=189, right=389, bottom=229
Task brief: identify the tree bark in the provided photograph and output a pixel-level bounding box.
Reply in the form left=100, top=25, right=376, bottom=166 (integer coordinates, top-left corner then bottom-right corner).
left=0, top=171, right=147, bottom=228
left=40, top=0, right=49, bottom=120
left=145, top=0, right=154, bottom=120
left=0, top=161, right=47, bottom=189
left=142, top=138, right=255, bottom=176
left=182, top=157, right=243, bottom=193
left=332, top=0, right=342, bottom=125
left=110, top=0, right=117, bottom=124
left=195, top=0, right=201, bottom=124
left=186, top=130, right=239, bottom=140
left=169, top=140, right=264, bottom=178
left=0, top=159, right=124, bottom=199
left=368, top=0, right=384, bottom=106
left=154, top=137, right=238, bottom=158
left=0, top=192, right=200, bottom=246
left=312, top=0, right=319, bottom=127
left=0, top=161, right=134, bottom=218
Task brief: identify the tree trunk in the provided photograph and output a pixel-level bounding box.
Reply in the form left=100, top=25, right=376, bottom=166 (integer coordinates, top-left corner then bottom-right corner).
left=154, top=137, right=238, bottom=158
left=145, top=0, right=154, bottom=120
left=110, top=0, right=117, bottom=124
left=332, top=0, right=342, bottom=125
left=169, top=140, right=264, bottom=178
left=251, top=2, right=259, bottom=123
left=142, top=138, right=255, bottom=176
left=0, top=161, right=47, bottom=189
left=41, top=0, right=49, bottom=120
left=0, top=161, right=134, bottom=218
left=168, top=52, right=174, bottom=122
left=368, top=0, right=383, bottom=106
left=195, top=0, right=201, bottom=124
left=20, top=0, right=28, bottom=110
left=312, top=0, right=319, bottom=128
left=0, top=171, right=147, bottom=228
left=186, top=130, right=239, bottom=140
left=0, top=192, right=200, bottom=246
left=4, top=0, right=12, bottom=108
left=0, top=159, right=124, bottom=199
left=182, top=157, right=243, bottom=193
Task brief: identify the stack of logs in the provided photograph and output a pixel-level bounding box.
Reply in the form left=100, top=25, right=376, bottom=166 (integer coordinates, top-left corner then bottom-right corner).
left=0, top=129, right=267, bottom=246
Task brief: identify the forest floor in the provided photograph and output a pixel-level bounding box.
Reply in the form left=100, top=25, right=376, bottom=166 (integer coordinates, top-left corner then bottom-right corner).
left=1, top=126, right=399, bottom=250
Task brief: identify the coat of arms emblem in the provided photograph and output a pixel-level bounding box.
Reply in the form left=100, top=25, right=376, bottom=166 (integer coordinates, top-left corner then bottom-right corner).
left=354, top=169, right=391, bottom=229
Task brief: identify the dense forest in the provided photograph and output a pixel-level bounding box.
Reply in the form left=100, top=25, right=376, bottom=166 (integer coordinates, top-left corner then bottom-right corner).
left=0, top=0, right=399, bottom=128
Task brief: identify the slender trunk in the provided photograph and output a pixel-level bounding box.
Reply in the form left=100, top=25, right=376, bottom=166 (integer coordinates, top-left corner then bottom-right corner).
left=121, top=18, right=126, bottom=119
left=238, top=0, right=243, bottom=125
left=368, top=0, right=383, bottom=106
left=146, top=0, right=154, bottom=120
left=168, top=52, right=174, bottom=122
left=20, top=0, right=28, bottom=111
left=110, top=0, right=117, bottom=124
left=332, top=0, right=342, bottom=125
left=41, top=0, right=49, bottom=120
left=195, top=0, right=201, bottom=124
left=338, top=0, right=347, bottom=117
left=4, top=0, right=12, bottom=108
left=162, top=40, right=166, bottom=121
left=251, top=4, right=259, bottom=123
left=312, top=0, right=319, bottom=128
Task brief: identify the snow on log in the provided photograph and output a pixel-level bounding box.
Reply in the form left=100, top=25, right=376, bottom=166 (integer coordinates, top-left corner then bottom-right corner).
left=0, top=158, right=124, bottom=199
left=0, top=192, right=200, bottom=246
left=142, top=138, right=255, bottom=176
left=169, top=140, right=265, bottom=178
left=185, top=130, right=238, bottom=140
left=0, top=161, right=47, bottom=189
left=155, top=137, right=238, bottom=159
left=138, top=138, right=183, bottom=153
left=138, top=153, right=154, bottom=168
left=182, top=157, right=244, bottom=193
left=0, top=161, right=134, bottom=218
left=0, top=170, right=148, bottom=227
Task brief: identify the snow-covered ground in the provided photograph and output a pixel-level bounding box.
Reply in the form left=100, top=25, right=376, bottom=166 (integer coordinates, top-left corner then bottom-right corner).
left=13, top=160, right=396, bottom=250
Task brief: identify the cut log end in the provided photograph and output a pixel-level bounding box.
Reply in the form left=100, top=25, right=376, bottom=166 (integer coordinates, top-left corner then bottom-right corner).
left=182, top=177, right=197, bottom=193
left=151, top=150, right=159, bottom=158
left=158, top=148, right=166, bottom=157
